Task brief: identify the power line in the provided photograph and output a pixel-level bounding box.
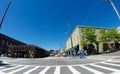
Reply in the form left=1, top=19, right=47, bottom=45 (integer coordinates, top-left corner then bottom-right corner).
left=81, top=0, right=100, bottom=25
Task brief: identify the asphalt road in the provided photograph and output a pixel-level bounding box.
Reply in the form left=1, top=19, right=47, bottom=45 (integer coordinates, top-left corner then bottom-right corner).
left=6, top=57, right=104, bottom=66
left=0, top=55, right=120, bottom=74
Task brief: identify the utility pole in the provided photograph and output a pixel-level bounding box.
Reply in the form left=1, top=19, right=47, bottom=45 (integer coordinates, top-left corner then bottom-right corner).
left=66, top=19, right=73, bottom=55
left=104, top=0, right=120, bottom=19
left=0, top=0, right=12, bottom=29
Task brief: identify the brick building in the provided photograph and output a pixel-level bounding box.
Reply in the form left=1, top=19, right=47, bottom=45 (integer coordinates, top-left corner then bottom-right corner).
left=0, top=33, right=26, bottom=54
left=0, top=33, right=49, bottom=58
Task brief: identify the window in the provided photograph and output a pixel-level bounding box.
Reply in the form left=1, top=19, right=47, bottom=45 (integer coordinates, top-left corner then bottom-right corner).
left=2, top=40, right=5, bottom=45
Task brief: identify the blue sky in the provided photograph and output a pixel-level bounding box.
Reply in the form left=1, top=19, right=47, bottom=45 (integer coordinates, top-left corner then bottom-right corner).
left=0, top=0, right=120, bottom=50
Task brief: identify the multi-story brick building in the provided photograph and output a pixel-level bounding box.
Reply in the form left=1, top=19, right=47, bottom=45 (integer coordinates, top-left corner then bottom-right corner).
left=0, top=33, right=49, bottom=58
left=0, top=33, right=26, bottom=54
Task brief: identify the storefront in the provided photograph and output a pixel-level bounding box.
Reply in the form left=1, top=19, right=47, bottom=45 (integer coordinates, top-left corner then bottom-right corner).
left=65, top=44, right=79, bottom=55
left=7, top=45, right=49, bottom=58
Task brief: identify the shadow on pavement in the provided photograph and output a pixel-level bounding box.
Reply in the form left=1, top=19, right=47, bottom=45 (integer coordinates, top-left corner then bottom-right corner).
left=0, top=61, right=10, bottom=66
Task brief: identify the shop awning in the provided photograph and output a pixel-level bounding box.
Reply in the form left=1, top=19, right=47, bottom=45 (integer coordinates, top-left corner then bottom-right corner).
left=65, top=44, right=79, bottom=52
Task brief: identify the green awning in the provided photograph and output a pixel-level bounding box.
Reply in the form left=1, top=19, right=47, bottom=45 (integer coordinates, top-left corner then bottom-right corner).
left=65, top=44, right=79, bottom=52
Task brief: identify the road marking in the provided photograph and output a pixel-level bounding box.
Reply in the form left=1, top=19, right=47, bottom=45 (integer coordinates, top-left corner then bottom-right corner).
left=111, top=71, right=120, bottom=74
left=23, top=66, right=40, bottom=74
left=80, top=65, right=105, bottom=74
left=102, top=62, right=120, bottom=67
left=0, top=71, right=6, bottom=74
left=0, top=65, right=22, bottom=72
left=54, top=66, right=60, bottom=74
left=0, top=66, right=6, bottom=69
left=90, top=64, right=119, bottom=72
left=68, top=66, right=81, bottom=74
left=8, top=66, right=28, bottom=74
left=39, top=66, right=50, bottom=74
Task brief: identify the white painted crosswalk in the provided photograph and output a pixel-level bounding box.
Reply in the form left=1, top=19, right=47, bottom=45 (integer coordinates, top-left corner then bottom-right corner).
left=8, top=66, right=29, bottom=74
left=0, top=61, right=120, bottom=74
left=23, top=66, right=39, bottom=74
left=54, top=66, right=60, bottom=74
left=39, top=66, right=50, bottom=74
left=80, top=65, right=105, bottom=74
left=68, top=66, right=81, bottom=74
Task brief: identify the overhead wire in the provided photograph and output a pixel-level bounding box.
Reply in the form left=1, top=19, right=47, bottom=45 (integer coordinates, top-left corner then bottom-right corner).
left=81, top=0, right=101, bottom=25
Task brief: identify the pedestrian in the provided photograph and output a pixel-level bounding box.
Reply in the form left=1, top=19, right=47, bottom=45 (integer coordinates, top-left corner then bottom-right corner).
left=14, top=52, right=17, bottom=58
left=84, top=50, right=87, bottom=56
left=73, top=49, right=77, bottom=57
left=78, top=50, right=84, bottom=59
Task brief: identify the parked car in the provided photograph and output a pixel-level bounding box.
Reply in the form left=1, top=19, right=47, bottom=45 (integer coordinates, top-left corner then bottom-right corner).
left=110, top=48, right=117, bottom=52
left=50, top=53, right=55, bottom=56
left=105, top=48, right=117, bottom=53
left=62, top=53, right=66, bottom=57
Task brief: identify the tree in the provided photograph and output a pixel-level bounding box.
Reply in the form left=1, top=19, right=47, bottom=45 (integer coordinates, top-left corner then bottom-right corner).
left=81, top=40, right=87, bottom=46
left=99, top=28, right=110, bottom=43
left=82, top=27, right=96, bottom=44
left=107, top=28, right=120, bottom=49
left=99, top=28, right=110, bottom=52
left=82, top=27, right=97, bottom=54
left=107, top=28, right=119, bottom=41
left=99, top=28, right=120, bottom=51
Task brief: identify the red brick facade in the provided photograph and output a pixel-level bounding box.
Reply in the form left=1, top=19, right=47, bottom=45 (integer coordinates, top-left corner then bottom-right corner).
left=0, top=33, right=26, bottom=54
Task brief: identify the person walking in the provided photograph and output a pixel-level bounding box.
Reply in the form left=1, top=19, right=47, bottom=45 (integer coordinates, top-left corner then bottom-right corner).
left=84, top=50, right=87, bottom=56
left=78, top=50, right=84, bottom=59
left=73, top=49, right=77, bottom=58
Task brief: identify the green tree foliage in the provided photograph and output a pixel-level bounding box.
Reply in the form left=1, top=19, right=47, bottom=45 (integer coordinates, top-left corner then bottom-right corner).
left=107, top=28, right=120, bottom=42
left=80, top=40, right=87, bottom=46
left=99, top=28, right=109, bottom=43
left=99, top=28, right=120, bottom=49
left=82, top=27, right=96, bottom=44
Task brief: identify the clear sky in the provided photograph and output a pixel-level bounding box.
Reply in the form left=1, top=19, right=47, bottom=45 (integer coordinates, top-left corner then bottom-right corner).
left=0, top=0, right=120, bottom=50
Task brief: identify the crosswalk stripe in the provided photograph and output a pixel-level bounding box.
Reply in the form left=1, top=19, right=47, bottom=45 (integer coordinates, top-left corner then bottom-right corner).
left=110, top=71, right=120, bottom=74
left=8, top=66, right=29, bottom=74
left=0, top=65, right=22, bottom=72
left=80, top=65, right=105, bottom=74
left=54, top=66, right=60, bottom=74
left=102, top=62, right=120, bottom=67
left=68, top=66, right=81, bottom=74
left=0, top=71, right=6, bottom=74
left=0, top=66, right=6, bottom=69
left=90, top=64, right=119, bottom=72
left=39, top=66, right=50, bottom=74
left=23, top=66, right=40, bottom=74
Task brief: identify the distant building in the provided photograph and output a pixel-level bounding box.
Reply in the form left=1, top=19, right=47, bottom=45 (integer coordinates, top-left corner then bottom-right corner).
left=59, top=47, right=65, bottom=53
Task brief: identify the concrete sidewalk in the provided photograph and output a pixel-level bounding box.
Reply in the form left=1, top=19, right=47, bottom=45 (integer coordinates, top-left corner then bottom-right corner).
left=0, top=57, right=24, bottom=64
left=108, top=57, right=120, bottom=63
left=86, top=55, right=120, bottom=62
